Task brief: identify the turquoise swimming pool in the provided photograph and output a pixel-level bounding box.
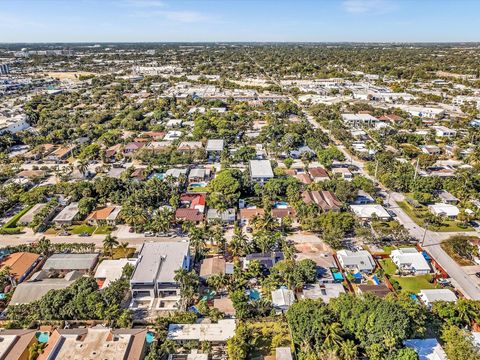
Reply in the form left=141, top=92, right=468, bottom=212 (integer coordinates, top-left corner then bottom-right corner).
left=146, top=331, right=155, bottom=344
left=36, top=332, right=49, bottom=343
left=152, top=173, right=165, bottom=180
left=248, top=289, right=261, bottom=301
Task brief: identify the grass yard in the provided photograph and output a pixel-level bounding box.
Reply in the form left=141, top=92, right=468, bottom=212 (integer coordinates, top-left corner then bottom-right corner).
left=70, top=224, right=96, bottom=235
left=0, top=205, right=32, bottom=234
left=391, top=274, right=437, bottom=294
left=397, top=201, right=473, bottom=232
left=69, top=224, right=112, bottom=235
left=112, top=247, right=136, bottom=259
left=379, top=258, right=397, bottom=275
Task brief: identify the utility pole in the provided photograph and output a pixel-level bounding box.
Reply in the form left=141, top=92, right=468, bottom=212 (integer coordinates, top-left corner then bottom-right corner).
left=414, top=158, right=419, bottom=181
left=374, top=159, right=379, bottom=179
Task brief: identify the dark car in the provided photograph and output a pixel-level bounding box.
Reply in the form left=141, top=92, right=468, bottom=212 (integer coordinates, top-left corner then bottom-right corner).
left=79, top=232, right=91, bottom=237
left=475, top=272, right=480, bottom=278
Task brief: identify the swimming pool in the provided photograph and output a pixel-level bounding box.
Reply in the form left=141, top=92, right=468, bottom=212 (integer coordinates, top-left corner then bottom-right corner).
left=247, top=289, right=261, bottom=301
left=274, top=201, right=289, bottom=209
left=145, top=331, right=155, bottom=344
left=36, top=332, right=49, bottom=343
left=152, top=173, right=165, bottom=180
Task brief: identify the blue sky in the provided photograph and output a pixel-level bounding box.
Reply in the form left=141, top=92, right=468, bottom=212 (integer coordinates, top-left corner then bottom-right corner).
left=0, top=0, right=479, bottom=42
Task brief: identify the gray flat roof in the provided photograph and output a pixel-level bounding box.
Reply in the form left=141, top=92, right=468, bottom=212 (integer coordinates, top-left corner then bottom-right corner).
left=131, top=241, right=189, bottom=284
left=249, top=160, right=274, bottom=178
left=42, top=253, right=99, bottom=271
left=53, top=202, right=79, bottom=222
left=205, top=139, right=224, bottom=152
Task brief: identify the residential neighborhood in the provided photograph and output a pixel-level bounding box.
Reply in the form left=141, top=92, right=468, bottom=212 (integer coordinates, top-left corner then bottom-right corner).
left=1, top=5, right=480, bottom=359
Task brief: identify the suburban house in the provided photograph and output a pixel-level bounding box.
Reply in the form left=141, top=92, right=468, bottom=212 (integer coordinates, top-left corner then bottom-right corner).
left=177, top=141, right=203, bottom=152
left=94, top=258, right=138, bottom=289
left=10, top=270, right=83, bottom=305
left=239, top=207, right=265, bottom=226
left=298, top=283, right=346, bottom=303
left=205, top=139, right=224, bottom=159
left=37, top=326, right=148, bottom=360
left=167, top=319, right=236, bottom=345
left=437, top=190, right=459, bottom=205
left=271, top=288, right=295, bottom=312
left=249, top=160, right=274, bottom=184
left=130, top=241, right=190, bottom=310
left=418, top=289, right=457, bottom=307
left=350, top=204, right=391, bottom=220
left=0, top=329, right=38, bottom=360
left=123, top=141, right=145, bottom=156
left=390, top=248, right=430, bottom=275
left=46, top=144, right=76, bottom=162
left=336, top=250, right=375, bottom=273
left=42, top=253, right=99, bottom=274
left=199, top=256, right=233, bottom=280
left=104, top=143, right=122, bottom=162
left=332, top=167, right=353, bottom=180
left=52, top=202, right=80, bottom=226
left=244, top=252, right=284, bottom=270
left=308, top=167, right=330, bottom=182
left=352, top=190, right=375, bottom=205
left=302, top=190, right=342, bottom=211
left=86, top=206, right=122, bottom=226
left=404, top=338, right=448, bottom=360
left=428, top=203, right=460, bottom=219
left=18, top=203, right=57, bottom=226
left=433, top=125, right=456, bottom=138
left=341, top=113, right=378, bottom=127
left=0, top=252, right=41, bottom=284
left=206, top=208, right=236, bottom=223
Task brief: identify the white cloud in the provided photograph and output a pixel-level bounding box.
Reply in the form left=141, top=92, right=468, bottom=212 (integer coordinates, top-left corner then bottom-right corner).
left=342, top=0, right=397, bottom=14
left=131, top=10, right=211, bottom=23
left=122, top=0, right=166, bottom=7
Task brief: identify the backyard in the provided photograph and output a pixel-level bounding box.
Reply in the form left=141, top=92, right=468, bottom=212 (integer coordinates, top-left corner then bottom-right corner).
left=379, top=258, right=438, bottom=293
left=397, top=200, right=473, bottom=232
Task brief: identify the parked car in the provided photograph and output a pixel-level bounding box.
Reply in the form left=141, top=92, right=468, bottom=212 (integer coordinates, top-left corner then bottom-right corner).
left=246, top=227, right=253, bottom=233
left=128, top=227, right=134, bottom=233
left=58, top=231, right=71, bottom=236
left=79, top=232, right=91, bottom=237
left=144, top=231, right=155, bottom=237
left=475, top=272, right=480, bottom=278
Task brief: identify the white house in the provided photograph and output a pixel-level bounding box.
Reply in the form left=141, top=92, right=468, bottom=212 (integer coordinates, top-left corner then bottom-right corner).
left=418, top=289, right=457, bottom=307
left=336, top=250, right=375, bottom=273
left=433, top=125, right=456, bottom=138
left=428, top=203, right=460, bottom=219
left=350, top=204, right=391, bottom=220
left=271, top=288, right=295, bottom=312
left=341, top=113, right=378, bottom=127
left=249, top=160, right=274, bottom=184
left=390, top=248, right=430, bottom=275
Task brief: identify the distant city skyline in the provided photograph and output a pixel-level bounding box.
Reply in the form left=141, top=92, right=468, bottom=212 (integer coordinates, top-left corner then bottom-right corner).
left=1, top=0, right=479, bottom=43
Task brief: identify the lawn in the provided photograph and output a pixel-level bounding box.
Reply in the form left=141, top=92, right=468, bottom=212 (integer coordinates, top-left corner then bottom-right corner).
left=379, top=258, right=397, bottom=275
left=69, top=224, right=112, bottom=235
left=397, top=201, right=474, bottom=232
left=70, top=224, right=96, bottom=235
left=391, top=274, right=437, bottom=294
left=0, top=205, right=32, bottom=234
left=112, top=247, right=136, bottom=259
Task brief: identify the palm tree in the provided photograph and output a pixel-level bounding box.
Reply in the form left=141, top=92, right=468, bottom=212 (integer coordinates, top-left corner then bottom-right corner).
left=206, top=273, right=229, bottom=292
left=174, top=268, right=199, bottom=310
left=189, top=226, right=207, bottom=261
left=103, top=234, right=119, bottom=257
left=229, top=226, right=251, bottom=257
left=340, top=340, right=358, bottom=360
left=76, top=159, right=89, bottom=178
left=116, top=242, right=130, bottom=258
left=251, top=212, right=277, bottom=232
left=321, top=322, right=343, bottom=353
